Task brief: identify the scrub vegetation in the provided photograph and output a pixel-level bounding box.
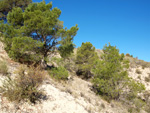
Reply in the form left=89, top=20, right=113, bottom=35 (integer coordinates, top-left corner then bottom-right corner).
left=0, top=0, right=149, bottom=112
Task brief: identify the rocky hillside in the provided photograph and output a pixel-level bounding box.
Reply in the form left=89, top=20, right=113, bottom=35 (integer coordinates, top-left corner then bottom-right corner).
left=0, top=42, right=150, bottom=113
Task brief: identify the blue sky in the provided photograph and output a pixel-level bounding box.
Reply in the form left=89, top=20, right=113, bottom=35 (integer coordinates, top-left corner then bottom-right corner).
left=33, top=0, right=150, bottom=62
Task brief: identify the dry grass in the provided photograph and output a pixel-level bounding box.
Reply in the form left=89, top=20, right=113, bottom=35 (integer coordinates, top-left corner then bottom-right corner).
left=0, top=65, right=46, bottom=103
left=101, top=103, right=105, bottom=108
left=16, top=65, right=47, bottom=85
left=0, top=60, right=8, bottom=75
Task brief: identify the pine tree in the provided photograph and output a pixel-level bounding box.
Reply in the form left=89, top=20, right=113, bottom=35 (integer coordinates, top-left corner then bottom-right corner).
left=92, top=44, right=128, bottom=99
left=92, top=43, right=145, bottom=100
left=76, top=42, right=98, bottom=78
left=0, top=1, right=78, bottom=66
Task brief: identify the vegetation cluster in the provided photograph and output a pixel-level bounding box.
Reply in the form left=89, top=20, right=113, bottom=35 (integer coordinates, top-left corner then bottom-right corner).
left=0, top=66, right=46, bottom=103
left=0, top=0, right=149, bottom=112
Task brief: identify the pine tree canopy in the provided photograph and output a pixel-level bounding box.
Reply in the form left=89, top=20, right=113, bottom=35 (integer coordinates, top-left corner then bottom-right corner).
left=0, top=1, right=78, bottom=64
left=76, top=42, right=98, bottom=78
left=0, top=0, right=32, bottom=20
left=92, top=43, right=145, bottom=100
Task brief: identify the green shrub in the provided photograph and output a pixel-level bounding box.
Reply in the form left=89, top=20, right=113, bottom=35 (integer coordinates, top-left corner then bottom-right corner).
left=8, top=36, right=43, bottom=64
left=49, top=66, right=69, bottom=80
left=127, top=80, right=145, bottom=100
left=0, top=66, right=46, bottom=103
left=0, top=60, right=8, bottom=75
left=127, top=98, right=146, bottom=113
left=51, top=57, right=77, bottom=73
left=128, top=108, right=133, bottom=113
left=134, top=98, right=146, bottom=112
left=137, top=91, right=150, bottom=113
left=145, top=103, right=150, bottom=113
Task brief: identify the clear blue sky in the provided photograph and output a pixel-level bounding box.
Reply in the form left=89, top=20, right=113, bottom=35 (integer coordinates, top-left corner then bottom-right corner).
left=33, top=0, right=150, bottom=62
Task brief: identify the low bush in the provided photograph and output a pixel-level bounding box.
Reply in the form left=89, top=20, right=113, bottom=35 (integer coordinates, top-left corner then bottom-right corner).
left=8, top=36, right=43, bottom=64
left=101, top=103, right=105, bottom=108
left=0, top=60, right=8, bottom=75
left=0, top=65, right=46, bottom=103
left=49, top=66, right=69, bottom=80
left=134, top=98, right=146, bottom=112
left=51, top=56, right=77, bottom=73
left=126, top=53, right=133, bottom=58
left=145, top=77, right=150, bottom=82
left=137, top=75, right=141, bottom=80
left=145, top=103, right=150, bottom=113
left=124, top=82, right=146, bottom=113
left=130, top=55, right=133, bottom=57
left=126, top=80, right=145, bottom=100
left=16, top=66, right=46, bottom=85
left=136, top=69, right=142, bottom=74
left=126, top=53, right=131, bottom=57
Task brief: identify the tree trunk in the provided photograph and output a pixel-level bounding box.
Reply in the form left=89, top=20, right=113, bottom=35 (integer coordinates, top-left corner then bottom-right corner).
left=40, top=58, right=47, bottom=69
